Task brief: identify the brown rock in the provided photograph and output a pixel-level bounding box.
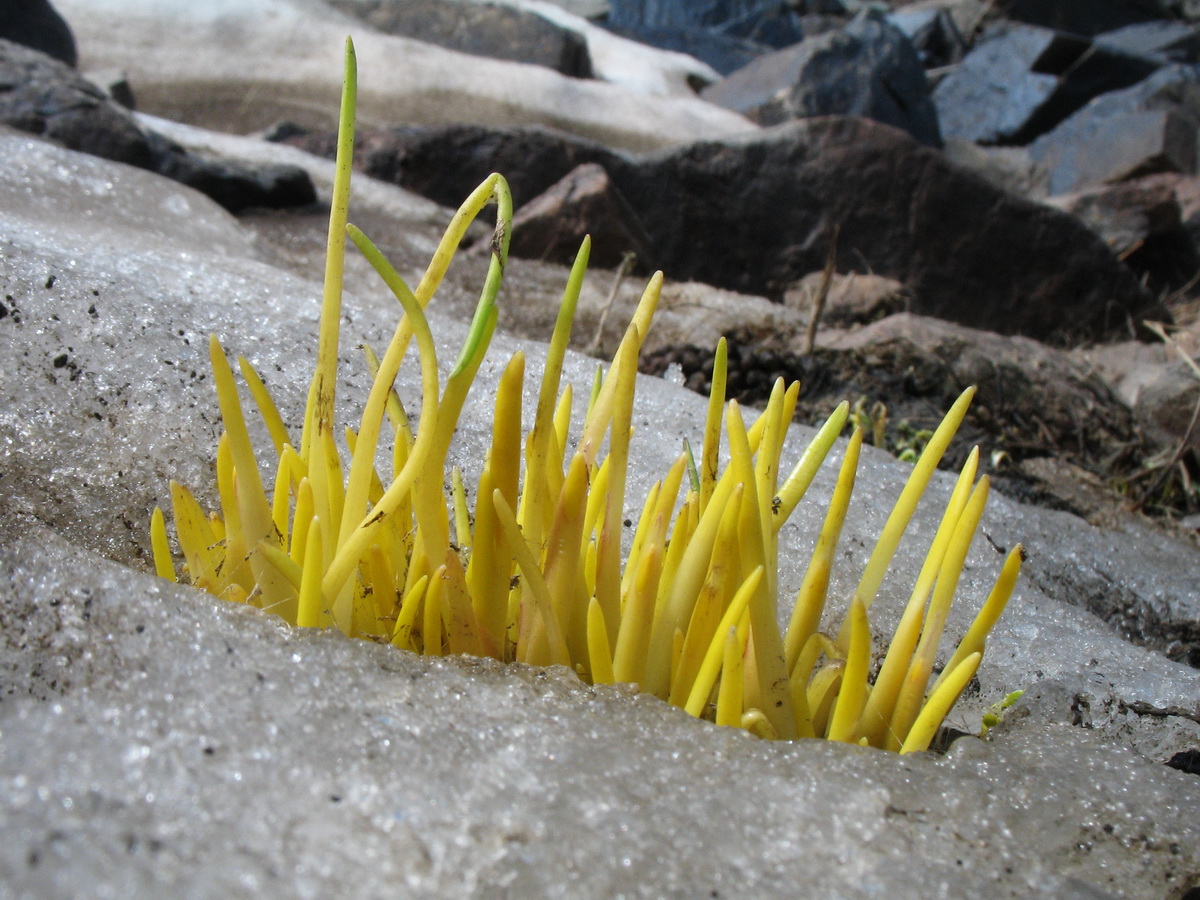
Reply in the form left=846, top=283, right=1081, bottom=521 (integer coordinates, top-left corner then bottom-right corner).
left=622, top=118, right=1162, bottom=343
left=1047, top=173, right=1200, bottom=297
left=508, top=163, right=654, bottom=269
left=1047, top=175, right=1183, bottom=257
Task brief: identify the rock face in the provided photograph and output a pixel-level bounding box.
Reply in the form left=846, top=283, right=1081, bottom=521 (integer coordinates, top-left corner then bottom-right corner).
left=1135, top=359, right=1200, bottom=451
left=328, top=0, right=594, bottom=78
left=0, top=0, right=75, bottom=66
left=783, top=272, right=911, bottom=326
left=0, top=39, right=316, bottom=212
left=824, top=313, right=1146, bottom=475
left=2, top=129, right=1200, bottom=900
left=701, top=11, right=941, bottom=146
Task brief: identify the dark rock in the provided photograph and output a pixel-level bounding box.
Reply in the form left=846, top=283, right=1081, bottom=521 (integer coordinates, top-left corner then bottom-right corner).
left=702, top=11, right=941, bottom=146
left=606, top=0, right=806, bottom=49
left=1002, top=0, right=1167, bottom=38
left=0, top=38, right=154, bottom=168
left=1163, top=171, right=1200, bottom=255
left=0, top=0, right=75, bottom=66
left=601, top=0, right=813, bottom=75
left=145, top=133, right=317, bottom=214
left=0, top=39, right=316, bottom=213
left=1165, top=0, right=1200, bottom=23
left=289, top=123, right=628, bottom=210
left=1029, top=64, right=1200, bottom=194
left=934, top=22, right=1159, bottom=146
left=86, top=69, right=136, bottom=110
left=1167, top=748, right=1200, bottom=775
left=887, top=7, right=967, bottom=69
left=260, top=121, right=310, bottom=143
left=328, top=0, right=592, bottom=79
left=1015, top=41, right=1160, bottom=143
left=1094, top=20, right=1200, bottom=65
left=1047, top=174, right=1200, bottom=296
left=508, top=163, right=654, bottom=269
left=604, top=13, right=845, bottom=77
left=619, top=118, right=1159, bottom=342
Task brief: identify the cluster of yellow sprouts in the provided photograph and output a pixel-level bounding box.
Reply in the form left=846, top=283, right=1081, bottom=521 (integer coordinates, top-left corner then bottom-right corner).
left=151, top=40, right=1023, bottom=752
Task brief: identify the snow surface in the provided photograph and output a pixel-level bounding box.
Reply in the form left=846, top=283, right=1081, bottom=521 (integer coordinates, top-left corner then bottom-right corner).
left=1, top=128, right=1199, bottom=898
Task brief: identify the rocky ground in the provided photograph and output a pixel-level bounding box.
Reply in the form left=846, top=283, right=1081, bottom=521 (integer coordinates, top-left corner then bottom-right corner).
left=2, top=1, right=1200, bottom=898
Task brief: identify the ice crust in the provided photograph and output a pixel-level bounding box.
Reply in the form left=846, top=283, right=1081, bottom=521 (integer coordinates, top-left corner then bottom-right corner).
left=2, top=131, right=1199, bottom=898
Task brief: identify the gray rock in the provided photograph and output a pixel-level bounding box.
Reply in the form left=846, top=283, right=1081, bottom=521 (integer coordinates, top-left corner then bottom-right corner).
left=934, top=22, right=1160, bottom=146
left=941, top=138, right=1049, bottom=198
left=328, top=0, right=593, bottom=78
left=1029, top=64, right=1200, bottom=195
left=1094, top=19, right=1200, bottom=65
left=703, top=11, right=941, bottom=146
left=934, top=23, right=1068, bottom=144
